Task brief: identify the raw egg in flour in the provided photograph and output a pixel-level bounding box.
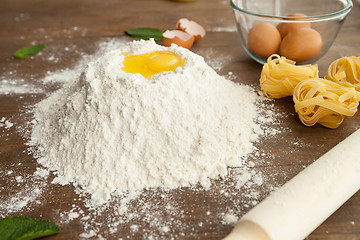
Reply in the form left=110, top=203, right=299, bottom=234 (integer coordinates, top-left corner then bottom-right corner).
left=122, top=51, right=185, bottom=78
left=247, top=22, right=281, bottom=58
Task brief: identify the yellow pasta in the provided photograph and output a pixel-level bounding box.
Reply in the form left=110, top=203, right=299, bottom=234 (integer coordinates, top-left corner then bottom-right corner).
left=293, top=78, right=360, bottom=128
left=260, top=54, right=319, bottom=99
left=326, top=56, right=360, bottom=91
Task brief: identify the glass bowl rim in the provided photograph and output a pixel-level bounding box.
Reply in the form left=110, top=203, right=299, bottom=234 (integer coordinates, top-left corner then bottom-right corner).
left=230, top=0, right=353, bottom=22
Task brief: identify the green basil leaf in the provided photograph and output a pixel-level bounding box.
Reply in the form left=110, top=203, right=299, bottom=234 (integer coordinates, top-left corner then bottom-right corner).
left=125, top=28, right=164, bottom=41
left=13, top=44, right=46, bottom=59
left=0, top=216, right=60, bottom=240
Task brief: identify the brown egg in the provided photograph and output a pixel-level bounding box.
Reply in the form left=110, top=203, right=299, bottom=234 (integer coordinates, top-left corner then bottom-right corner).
left=247, top=22, right=281, bottom=58
left=176, top=18, right=206, bottom=41
left=280, top=28, right=322, bottom=62
left=163, top=30, right=195, bottom=49
left=277, top=13, right=311, bottom=38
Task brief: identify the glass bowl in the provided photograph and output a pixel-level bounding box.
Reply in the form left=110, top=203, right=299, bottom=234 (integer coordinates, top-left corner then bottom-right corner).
left=230, top=0, right=353, bottom=64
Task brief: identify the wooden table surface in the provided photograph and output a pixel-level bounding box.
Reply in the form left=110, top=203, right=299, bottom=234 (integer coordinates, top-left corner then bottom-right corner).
left=1, top=0, right=360, bottom=239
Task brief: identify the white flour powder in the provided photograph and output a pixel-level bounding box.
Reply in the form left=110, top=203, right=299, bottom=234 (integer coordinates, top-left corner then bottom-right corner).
left=30, top=39, right=260, bottom=205
left=0, top=37, right=291, bottom=239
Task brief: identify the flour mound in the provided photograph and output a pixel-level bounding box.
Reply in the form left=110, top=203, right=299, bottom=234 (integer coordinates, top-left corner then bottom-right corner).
left=30, top=40, right=259, bottom=205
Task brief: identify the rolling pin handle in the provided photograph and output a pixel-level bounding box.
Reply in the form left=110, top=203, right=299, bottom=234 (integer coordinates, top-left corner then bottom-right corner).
left=223, top=220, right=271, bottom=240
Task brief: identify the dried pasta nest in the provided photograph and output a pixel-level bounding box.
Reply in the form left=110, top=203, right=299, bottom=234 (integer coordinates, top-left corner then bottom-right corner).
left=326, top=56, right=360, bottom=91
left=260, top=54, right=318, bottom=99
left=259, top=55, right=360, bottom=128
left=293, top=78, right=360, bottom=129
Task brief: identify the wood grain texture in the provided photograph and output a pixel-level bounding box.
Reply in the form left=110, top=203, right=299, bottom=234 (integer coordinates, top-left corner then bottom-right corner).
left=1, top=0, right=360, bottom=239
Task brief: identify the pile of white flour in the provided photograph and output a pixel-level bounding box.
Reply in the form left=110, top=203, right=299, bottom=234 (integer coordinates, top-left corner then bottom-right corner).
left=29, top=39, right=260, bottom=205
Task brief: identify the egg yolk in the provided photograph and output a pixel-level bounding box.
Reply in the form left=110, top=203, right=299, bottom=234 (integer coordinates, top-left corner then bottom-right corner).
left=122, top=51, right=185, bottom=78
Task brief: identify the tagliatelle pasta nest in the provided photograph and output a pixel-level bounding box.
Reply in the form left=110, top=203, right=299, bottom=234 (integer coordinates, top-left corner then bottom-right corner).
left=260, top=54, right=319, bottom=98
left=293, top=78, right=360, bottom=128
left=326, top=56, right=360, bottom=91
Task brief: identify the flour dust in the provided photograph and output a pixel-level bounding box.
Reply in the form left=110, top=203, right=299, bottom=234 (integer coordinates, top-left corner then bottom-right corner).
left=0, top=38, right=293, bottom=239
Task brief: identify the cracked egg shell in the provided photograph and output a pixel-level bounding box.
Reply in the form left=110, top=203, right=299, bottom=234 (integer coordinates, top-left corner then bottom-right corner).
left=176, top=18, right=206, bottom=41
left=163, top=30, right=195, bottom=49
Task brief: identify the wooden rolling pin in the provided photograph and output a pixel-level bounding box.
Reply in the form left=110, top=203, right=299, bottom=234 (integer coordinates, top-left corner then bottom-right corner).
left=224, top=129, right=360, bottom=240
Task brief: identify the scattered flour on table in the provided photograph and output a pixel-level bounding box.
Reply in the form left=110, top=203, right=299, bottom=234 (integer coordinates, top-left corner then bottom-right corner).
left=197, top=48, right=233, bottom=72
left=0, top=38, right=291, bottom=239
left=0, top=39, right=129, bottom=95
left=0, top=167, right=47, bottom=218
left=0, top=79, right=44, bottom=95
left=222, top=212, right=239, bottom=225
left=40, top=39, right=130, bottom=86
left=208, top=26, right=237, bottom=32
left=0, top=117, right=14, bottom=129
